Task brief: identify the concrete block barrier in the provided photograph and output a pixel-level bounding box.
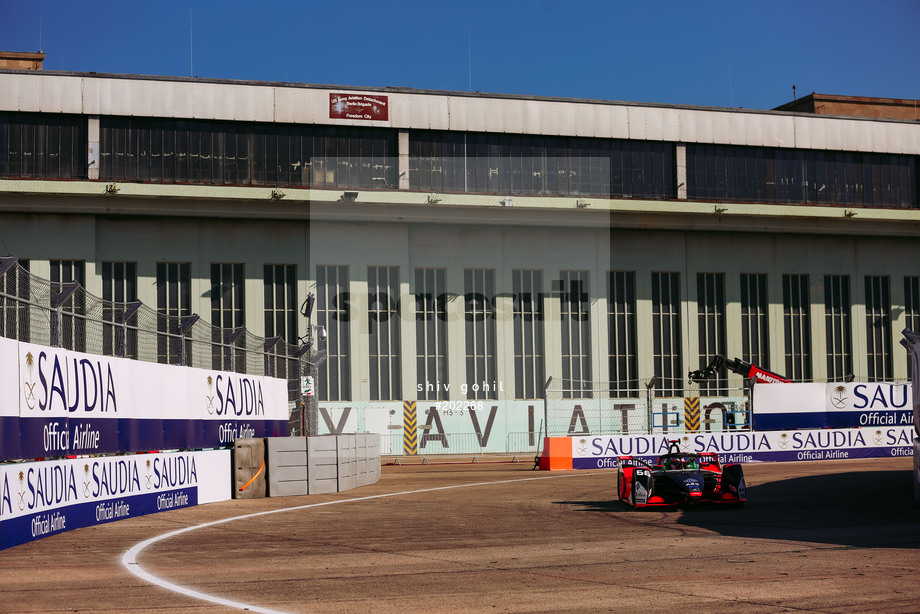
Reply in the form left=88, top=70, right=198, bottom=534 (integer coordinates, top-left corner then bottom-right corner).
left=306, top=435, right=341, bottom=495
left=258, top=435, right=382, bottom=498
left=267, top=437, right=308, bottom=497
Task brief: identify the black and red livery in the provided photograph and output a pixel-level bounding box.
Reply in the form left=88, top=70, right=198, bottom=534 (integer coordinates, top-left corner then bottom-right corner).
left=617, top=440, right=746, bottom=508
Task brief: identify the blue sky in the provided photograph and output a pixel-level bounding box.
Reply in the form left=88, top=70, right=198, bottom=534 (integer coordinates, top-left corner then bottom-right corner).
left=2, top=0, right=918, bottom=110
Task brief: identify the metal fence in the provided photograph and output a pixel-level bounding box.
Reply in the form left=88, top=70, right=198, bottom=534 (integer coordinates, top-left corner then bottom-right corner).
left=0, top=256, right=307, bottom=417
left=380, top=431, right=543, bottom=457
left=545, top=381, right=753, bottom=437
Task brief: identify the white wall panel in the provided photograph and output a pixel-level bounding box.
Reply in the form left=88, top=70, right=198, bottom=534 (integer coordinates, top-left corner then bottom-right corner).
left=202, top=82, right=221, bottom=117
left=900, top=124, right=919, bottom=154
left=272, top=87, right=294, bottom=123
left=443, top=96, right=462, bottom=131
left=214, top=84, right=239, bottom=121
left=740, top=114, right=762, bottom=146
left=765, top=115, right=795, bottom=148
left=427, top=95, right=451, bottom=130
left=684, top=109, right=710, bottom=144
left=882, top=122, right=907, bottom=154
left=792, top=116, right=813, bottom=150
left=96, top=79, right=115, bottom=116
left=85, top=78, right=109, bottom=115
left=897, top=124, right=917, bottom=155
left=249, top=85, right=276, bottom=122
left=0, top=74, right=19, bottom=110
left=167, top=81, right=194, bottom=117
left=588, top=105, right=609, bottom=138
left=658, top=107, right=681, bottom=143
left=739, top=114, right=763, bottom=146
left=538, top=100, right=559, bottom=135
left=16, top=74, right=42, bottom=111
left=391, top=92, right=414, bottom=128
left=198, top=82, right=220, bottom=118
left=386, top=91, right=406, bottom=127
left=482, top=98, right=505, bottom=133
left=820, top=116, right=843, bottom=151
left=127, top=80, right=156, bottom=117
left=553, top=102, right=574, bottom=137
left=571, top=103, right=593, bottom=137
left=710, top=111, right=735, bottom=144
left=500, top=99, right=524, bottom=135
left=38, top=75, right=63, bottom=113
left=463, top=96, right=487, bottom=132
left=725, top=113, right=747, bottom=145
left=811, top=118, right=830, bottom=151
left=850, top=119, right=876, bottom=152
left=126, top=80, right=157, bottom=117
left=648, top=108, right=671, bottom=141
left=79, top=77, right=102, bottom=115
left=609, top=105, right=631, bottom=139
left=625, top=107, right=645, bottom=140
left=384, top=91, right=402, bottom=126
left=114, top=79, right=134, bottom=116
left=520, top=99, right=543, bottom=135
left=288, top=87, right=315, bottom=124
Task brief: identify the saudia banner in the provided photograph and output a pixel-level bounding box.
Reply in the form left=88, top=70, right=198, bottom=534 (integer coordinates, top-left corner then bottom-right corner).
left=1, top=338, right=289, bottom=461
left=0, top=450, right=230, bottom=550
left=752, top=382, right=913, bottom=431
left=572, top=427, right=914, bottom=470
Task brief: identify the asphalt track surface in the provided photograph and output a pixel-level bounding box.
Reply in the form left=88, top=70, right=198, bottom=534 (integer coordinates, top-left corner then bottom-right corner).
left=2, top=457, right=920, bottom=613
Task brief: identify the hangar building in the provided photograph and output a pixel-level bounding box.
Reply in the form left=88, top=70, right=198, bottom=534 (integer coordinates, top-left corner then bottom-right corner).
left=1, top=63, right=918, bottom=447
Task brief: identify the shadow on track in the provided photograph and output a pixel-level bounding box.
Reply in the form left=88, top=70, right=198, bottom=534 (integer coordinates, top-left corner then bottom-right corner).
left=556, top=469, right=920, bottom=549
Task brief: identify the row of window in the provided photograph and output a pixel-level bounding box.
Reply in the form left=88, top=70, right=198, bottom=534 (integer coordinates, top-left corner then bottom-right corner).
left=409, top=131, right=675, bottom=198
left=1, top=112, right=917, bottom=208
left=315, top=266, right=920, bottom=400
left=100, top=117, right=397, bottom=188
left=3, top=261, right=918, bottom=398
left=687, top=145, right=917, bottom=208
left=0, top=113, right=87, bottom=179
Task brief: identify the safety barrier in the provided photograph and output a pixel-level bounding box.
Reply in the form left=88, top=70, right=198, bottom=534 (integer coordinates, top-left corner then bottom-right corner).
left=1, top=449, right=231, bottom=550
left=0, top=336, right=289, bottom=461
left=1, top=433, right=384, bottom=551
left=235, top=435, right=381, bottom=498
left=538, top=427, right=915, bottom=470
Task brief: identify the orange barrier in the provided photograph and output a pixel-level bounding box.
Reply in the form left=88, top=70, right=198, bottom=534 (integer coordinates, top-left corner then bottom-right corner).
left=537, top=437, right=573, bottom=470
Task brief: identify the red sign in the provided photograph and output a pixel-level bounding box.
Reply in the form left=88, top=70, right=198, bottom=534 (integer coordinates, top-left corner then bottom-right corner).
left=329, top=93, right=389, bottom=121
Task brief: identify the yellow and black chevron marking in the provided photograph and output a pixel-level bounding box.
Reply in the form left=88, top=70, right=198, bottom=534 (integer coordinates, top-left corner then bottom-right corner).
left=684, top=397, right=701, bottom=432
left=403, top=401, right=418, bottom=455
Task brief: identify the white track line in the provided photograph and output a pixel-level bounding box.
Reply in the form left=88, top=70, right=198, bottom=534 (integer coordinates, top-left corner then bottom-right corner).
left=122, top=472, right=594, bottom=613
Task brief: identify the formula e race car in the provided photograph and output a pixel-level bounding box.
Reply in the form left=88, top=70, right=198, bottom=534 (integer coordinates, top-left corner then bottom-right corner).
left=617, top=440, right=746, bottom=508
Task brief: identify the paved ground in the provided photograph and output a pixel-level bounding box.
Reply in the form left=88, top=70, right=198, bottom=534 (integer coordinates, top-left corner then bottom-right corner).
left=2, top=457, right=920, bottom=613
